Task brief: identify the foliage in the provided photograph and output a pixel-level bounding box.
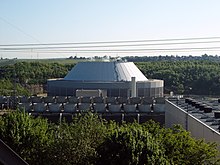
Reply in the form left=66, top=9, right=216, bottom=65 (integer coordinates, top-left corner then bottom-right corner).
left=0, top=79, right=30, bottom=96
left=0, top=61, right=75, bottom=95
left=1, top=60, right=220, bottom=95
left=0, top=112, right=219, bottom=165
left=162, top=125, right=219, bottom=165
left=96, top=122, right=168, bottom=165
left=123, top=54, right=220, bottom=62
left=0, top=61, right=75, bottom=85
left=136, top=60, right=220, bottom=95
left=48, top=113, right=108, bottom=165
left=0, top=110, right=54, bottom=164
left=97, top=121, right=220, bottom=165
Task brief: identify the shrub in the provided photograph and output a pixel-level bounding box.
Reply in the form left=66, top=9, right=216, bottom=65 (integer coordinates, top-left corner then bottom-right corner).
left=0, top=110, right=54, bottom=164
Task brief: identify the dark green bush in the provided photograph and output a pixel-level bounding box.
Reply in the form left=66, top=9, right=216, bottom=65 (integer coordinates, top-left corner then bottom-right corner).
left=0, top=111, right=219, bottom=165
left=0, top=110, right=54, bottom=164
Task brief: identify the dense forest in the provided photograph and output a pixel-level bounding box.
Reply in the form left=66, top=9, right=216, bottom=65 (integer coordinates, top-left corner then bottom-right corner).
left=136, top=61, right=220, bottom=95
left=1, top=58, right=220, bottom=164
left=1, top=59, right=220, bottom=95
left=0, top=61, right=75, bottom=95
left=0, top=111, right=219, bottom=165
left=123, top=54, right=220, bottom=62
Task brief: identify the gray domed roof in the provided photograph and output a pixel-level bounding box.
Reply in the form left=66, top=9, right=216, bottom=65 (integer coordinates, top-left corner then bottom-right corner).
left=64, top=61, right=148, bottom=82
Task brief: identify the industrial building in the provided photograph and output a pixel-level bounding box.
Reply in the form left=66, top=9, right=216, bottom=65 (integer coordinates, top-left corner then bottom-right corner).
left=47, top=61, right=164, bottom=97
left=165, top=98, right=220, bottom=150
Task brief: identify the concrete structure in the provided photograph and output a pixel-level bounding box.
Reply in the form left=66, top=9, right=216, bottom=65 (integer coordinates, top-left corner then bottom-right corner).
left=47, top=61, right=164, bottom=97
left=165, top=98, right=220, bottom=149
left=76, top=89, right=106, bottom=97
left=131, top=77, right=137, bottom=97
left=1, top=95, right=165, bottom=125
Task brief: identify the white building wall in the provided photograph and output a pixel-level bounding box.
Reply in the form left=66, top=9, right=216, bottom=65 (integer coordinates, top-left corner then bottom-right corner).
left=165, top=100, right=220, bottom=150
left=165, top=101, right=187, bottom=129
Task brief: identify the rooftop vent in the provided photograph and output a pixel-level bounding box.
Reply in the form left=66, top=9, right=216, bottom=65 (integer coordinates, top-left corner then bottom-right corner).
left=198, top=104, right=206, bottom=111
left=214, top=111, right=220, bottom=118
left=195, top=102, right=202, bottom=108
left=204, top=106, right=212, bottom=113
left=185, top=98, right=193, bottom=104
left=191, top=100, right=197, bottom=106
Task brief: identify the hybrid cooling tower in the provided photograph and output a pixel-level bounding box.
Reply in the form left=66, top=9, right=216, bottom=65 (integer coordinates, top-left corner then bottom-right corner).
left=47, top=61, right=163, bottom=97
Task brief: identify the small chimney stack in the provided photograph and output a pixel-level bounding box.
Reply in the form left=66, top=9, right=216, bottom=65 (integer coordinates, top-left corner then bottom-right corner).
left=131, top=77, right=136, bottom=97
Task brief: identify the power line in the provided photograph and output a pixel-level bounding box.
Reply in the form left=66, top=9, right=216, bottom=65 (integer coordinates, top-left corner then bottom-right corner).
left=1, top=34, right=220, bottom=57
left=1, top=40, right=220, bottom=50
left=2, top=49, right=220, bottom=54
left=0, top=16, right=41, bottom=43
left=1, top=36, right=220, bottom=47
left=2, top=46, right=220, bottom=52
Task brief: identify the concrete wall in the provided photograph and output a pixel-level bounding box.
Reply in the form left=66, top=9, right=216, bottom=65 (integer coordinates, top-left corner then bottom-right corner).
left=47, top=79, right=163, bottom=97
left=165, top=100, right=220, bottom=148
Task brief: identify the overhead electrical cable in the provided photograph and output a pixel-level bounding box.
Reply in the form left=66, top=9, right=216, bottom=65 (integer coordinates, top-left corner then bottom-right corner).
left=2, top=35, right=220, bottom=57
left=1, top=40, right=220, bottom=50
left=2, top=49, right=220, bottom=54
left=0, top=16, right=41, bottom=43
left=2, top=46, right=220, bottom=52
left=1, top=36, right=220, bottom=47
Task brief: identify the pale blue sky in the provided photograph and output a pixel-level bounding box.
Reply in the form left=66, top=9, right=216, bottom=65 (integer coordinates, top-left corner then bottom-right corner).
left=1, top=0, right=220, bottom=59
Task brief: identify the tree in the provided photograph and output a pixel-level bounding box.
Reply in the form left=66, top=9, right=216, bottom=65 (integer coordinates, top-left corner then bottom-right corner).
left=96, top=121, right=220, bottom=165
left=96, top=122, right=168, bottom=165
left=0, top=110, right=54, bottom=164
left=48, top=113, right=108, bottom=165
left=162, top=125, right=219, bottom=165
left=0, top=112, right=219, bottom=164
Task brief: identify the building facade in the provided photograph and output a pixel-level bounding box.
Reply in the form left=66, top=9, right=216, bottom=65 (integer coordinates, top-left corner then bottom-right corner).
left=47, top=61, right=164, bottom=97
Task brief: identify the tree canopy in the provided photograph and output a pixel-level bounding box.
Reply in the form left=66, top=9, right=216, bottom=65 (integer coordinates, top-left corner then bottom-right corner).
left=136, top=61, right=220, bottom=95
left=1, top=60, right=220, bottom=95
left=0, top=111, right=219, bottom=165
